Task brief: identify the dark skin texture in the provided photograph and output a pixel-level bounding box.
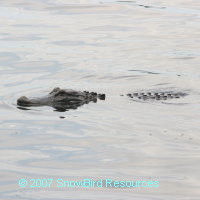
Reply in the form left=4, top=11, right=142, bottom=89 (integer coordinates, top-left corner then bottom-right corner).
left=127, top=92, right=187, bottom=101
left=17, top=88, right=187, bottom=112
left=17, top=87, right=105, bottom=112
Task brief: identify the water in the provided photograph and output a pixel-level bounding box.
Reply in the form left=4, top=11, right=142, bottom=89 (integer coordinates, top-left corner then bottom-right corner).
left=0, top=0, right=200, bottom=199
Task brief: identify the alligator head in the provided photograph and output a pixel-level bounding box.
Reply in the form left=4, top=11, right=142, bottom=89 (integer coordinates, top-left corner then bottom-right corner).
left=17, top=87, right=105, bottom=112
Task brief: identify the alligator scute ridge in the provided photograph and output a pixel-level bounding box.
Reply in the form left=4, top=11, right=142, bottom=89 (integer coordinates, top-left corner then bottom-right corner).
left=126, top=91, right=187, bottom=101
left=17, top=87, right=187, bottom=112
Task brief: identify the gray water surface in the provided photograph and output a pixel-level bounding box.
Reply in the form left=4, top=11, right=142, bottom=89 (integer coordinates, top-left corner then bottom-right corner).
left=0, top=0, right=200, bottom=199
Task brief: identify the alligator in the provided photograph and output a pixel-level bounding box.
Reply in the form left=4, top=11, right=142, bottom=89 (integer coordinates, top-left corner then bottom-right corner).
left=17, top=87, right=187, bottom=112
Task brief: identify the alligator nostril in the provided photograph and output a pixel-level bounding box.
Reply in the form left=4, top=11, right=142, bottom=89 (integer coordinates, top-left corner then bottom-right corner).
left=17, top=96, right=30, bottom=105
left=18, top=96, right=29, bottom=101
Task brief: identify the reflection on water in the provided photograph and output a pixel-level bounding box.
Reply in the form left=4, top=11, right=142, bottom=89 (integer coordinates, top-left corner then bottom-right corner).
left=0, top=0, right=200, bottom=199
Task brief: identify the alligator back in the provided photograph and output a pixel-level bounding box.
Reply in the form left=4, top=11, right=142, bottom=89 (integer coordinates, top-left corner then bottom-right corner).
left=127, top=92, right=188, bottom=101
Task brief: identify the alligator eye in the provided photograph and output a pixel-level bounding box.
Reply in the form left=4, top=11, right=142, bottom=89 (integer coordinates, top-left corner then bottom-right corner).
left=50, top=87, right=60, bottom=94
left=58, top=91, right=66, bottom=96
left=54, top=90, right=66, bottom=97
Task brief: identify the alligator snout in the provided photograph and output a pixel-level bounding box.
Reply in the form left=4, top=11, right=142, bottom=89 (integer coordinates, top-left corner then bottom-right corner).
left=17, top=96, right=31, bottom=106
